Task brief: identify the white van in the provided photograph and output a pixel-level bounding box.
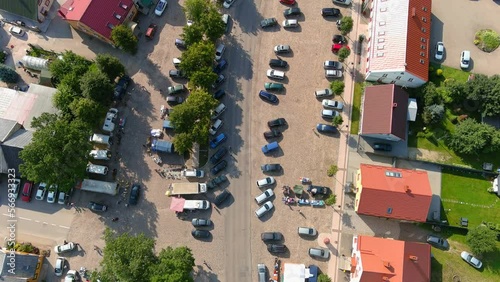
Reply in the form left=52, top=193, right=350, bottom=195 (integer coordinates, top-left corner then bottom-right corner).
left=211, top=103, right=226, bottom=119
left=184, top=200, right=210, bottom=210
left=89, top=134, right=111, bottom=147
left=182, top=169, right=205, bottom=178
left=89, top=150, right=111, bottom=160
left=86, top=164, right=109, bottom=175
left=209, top=119, right=223, bottom=135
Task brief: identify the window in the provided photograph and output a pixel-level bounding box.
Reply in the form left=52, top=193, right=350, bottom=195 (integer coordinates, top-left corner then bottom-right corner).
left=420, top=52, right=425, bottom=57
left=422, top=17, right=427, bottom=22
left=379, top=21, right=386, bottom=26
left=421, top=37, right=426, bottom=43
left=378, top=38, right=385, bottom=43
left=382, top=74, right=388, bottom=78
left=377, top=45, right=385, bottom=50
left=421, top=45, right=426, bottom=50
left=380, top=7, right=387, bottom=12
left=396, top=76, right=401, bottom=80
left=107, top=23, right=115, bottom=29
left=387, top=207, right=393, bottom=214
left=385, top=171, right=402, bottom=178
left=114, top=12, right=122, bottom=20
left=421, top=27, right=426, bottom=33
left=408, top=78, right=414, bottom=82
left=120, top=2, right=128, bottom=9
left=420, top=59, right=425, bottom=64
left=378, top=31, right=385, bottom=36
left=377, top=52, right=384, bottom=57
left=422, top=7, right=428, bottom=12
left=390, top=80, right=396, bottom=84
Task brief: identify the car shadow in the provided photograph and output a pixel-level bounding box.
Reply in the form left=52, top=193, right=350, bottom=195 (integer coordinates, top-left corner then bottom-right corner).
left=284, top=26, right=302, bottom=33
left=277, top=49, right=294, bottom=58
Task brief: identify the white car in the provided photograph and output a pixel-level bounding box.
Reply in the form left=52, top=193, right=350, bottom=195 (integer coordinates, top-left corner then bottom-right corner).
left=315, top=89, right=334, bottom=98
left=282, top=19, right=298, bottom=28
left=46, top=185, right=58, bottom=204
left=9, top=26, right=24, bottom=36
left=255, top=201, right=274, bottom=218
left=435, top=42, right=444, bottom=61
left=35, top=183, right=47, bottom=200
left=64, top=270, right=78, bottom=282
left=322, top=99, right=344, bottom=110
left=322, top=109, right=340, bottom=119
left=172, top=57, right=181, bottom=67
left=460, top=251, right=482, bottom=269
left=102, top=108, right=118, bottom=132
left=267, top=69, right=285, bottom=80
left=223, top=0, right=237, bottom=9
left=57, top=191, right=66, bottom=205
left=257, top=177, right=276, bottom=188
left=9, top=178, right=21, bottom=199
left=155, top=0, right=168, bottom=16
left=298, top=227, right=317, bottom=237
left=460, top=50, right=470, bottom=69
left=54, top=242, right=75, bottom=254
left=255, top=189, right=274, bottom=204
left=54, top=257, right=66, bottom=276
left=325, top=70, right=343, bottom=78
left=215, top=43, right=225, bottom=61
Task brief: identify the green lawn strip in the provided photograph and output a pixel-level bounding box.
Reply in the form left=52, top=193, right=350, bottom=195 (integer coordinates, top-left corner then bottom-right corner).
left=429, top=63, right=470, bottom=87
left=350, top=82, right=363, bottom=134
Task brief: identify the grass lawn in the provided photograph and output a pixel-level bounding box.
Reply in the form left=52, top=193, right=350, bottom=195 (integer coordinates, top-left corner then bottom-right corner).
left=440, top=169, right=499, bottom=227
left=350, top=82, right=363, bottom=135
left=428, top=63, right=471, bottom=87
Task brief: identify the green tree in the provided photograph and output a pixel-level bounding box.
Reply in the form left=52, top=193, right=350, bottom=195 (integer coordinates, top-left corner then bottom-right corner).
left=69, top=98, right=106, bottom=127
left=337, top=47, right=351, bottom=62
left=80, top=70, right=114, bottom=106
left=150, top=246, right=195, bottom=282
left=200, top=6, right=226, bottom=42
left=318, top=273, right=332, bottom=282
left=422, top=104, right=445, bottom=125
left=189, top=67, right=218, bottom=91
left=184, top=0, right=208, bottom=22
left=49, top=51, right=92, bottom=84
left=466, top=225, right=498, bottom=256
left=422, top=82, right=442, bottom=107
left=53, top=83, right=78, bottom=114
left=59, top=72, right=84, bottom=95
left=180, top=41, right=216, bottom=76
left=95, top=54, right=125, bottom=82
left=330, top=80, right=345, bottom=95
left=172, top=132, right=196, bottom=155
left=445, top=80, right=467, bottom=103
left=19, top=114, right=92, bottom=191
left=181, top=24, right=205, bottom=48
left=467, top=74, right=500, bottom=117
left=111, top=25, right=138, bottom=54
left=332, top=115, right=344, bottom=126
left=447, top=118, right=498, bottom=155
left=339, top=16, right=353, bottom=35
left=0, top=64, right=19, bottom=83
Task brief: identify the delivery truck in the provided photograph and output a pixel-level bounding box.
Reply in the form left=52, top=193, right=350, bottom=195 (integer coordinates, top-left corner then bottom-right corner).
left=165, top=182, right=207, bottom=196
left=80, top=179, right=118, bottom=196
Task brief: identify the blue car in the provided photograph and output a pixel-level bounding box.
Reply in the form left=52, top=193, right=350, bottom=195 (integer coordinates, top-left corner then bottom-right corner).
left=259, top=90, right=278, bottom=104
left=262, top=141, right=279, bottom=154
left=210, top=133, right=227, bottom=149
left=316, top=124, right=337, bottom=134
left=213, top=59, right=228, bottom=74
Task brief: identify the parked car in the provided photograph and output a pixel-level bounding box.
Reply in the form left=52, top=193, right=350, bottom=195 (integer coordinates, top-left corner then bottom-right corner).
left=9, top=26, right=24, bottom=36
left=267, top=69, right=285, bottom=80
left=9, top=178, right=21, bottom=199
left=321, top=109, right=340, bottom=119
left=210, top=146, right=228, bottom=164
left=258, top=263, right=267, bottom=282
left=325, top=69, right=343, bottom=78
left=255, top=189, right=274, bottom=204
left=261, top=18, right=278, bottom=28
left=373, top=143, right=392, bottom=151
left=322, top=99, right=344, bottom=110
left=332, top=34, right=347, bottom=44
left=21, top=182, right=33, bottom=202
left=223, top=0, right=237, bottom=8
left=211, top=160, right=228, bottom=175
left=213, top=89, right=226, bottom=99
left=257, top=177, right=276, bottom=188
left=298, top=227, right=318, bottom=237
left=261, top=232, right=283, bottom=242
left=215, top=44, right=226, bottom=61
left=426, top=235, right=449, bottom=250
left=145, top=23, right=157, bottom=39
left=282, top=19, right=299, bottom=28
left=261, top=164, right=282, bottom=173
left=213, top=59, right=228, bottom=74
left=129, top=184, right=140, bottom=205
left=192, top=229, right=211, bottom=239
left=283, top=7, right=301, bottom=17
left=54, top=257, right=65, bottom=276
left=175, top=38, right=186, bottom=49
left=315, top=89, right=334, bottom=98
left=54, top=242, right=75, bottom=254
left=269, top=58, right=288, bottom=68
left=212, top=74, right=226, bottom=89
left=255, top=201, right=274, bottom=217
left=332, top=0, right=352, bottom=5
left=435, top=42, right=444, bottom=61
left=316, top=124, right=337, bottom=134
left=114, top=75, right=131, bottom=100
left=264, top=129, right=282, bottom=139
left=172, top=57, right=181, bottom=67
left=87, top=201, right=108, bottom=212
left=324, top=60, right=342, bottom=70
left=274, top=45, right=291, bottom=54
left=259, top=90, right=279, bottom=104
left=166, top=96, right=184, bottom=105
left=332, top=43, right=349, bottom=53
left=264, top=82, right=285, bottom=91
left=46, top=185, right=58, bottom=204
left=268, top=118, right=287, bottom=127
left=460, top=50, right=470, bottom=69
left=35, top=183, right=47, bottom=201
left=460, top=251, right=482, bottom=269
left=167, top=84, right=185, bottom=95
left=169, top=69, right=186, bottom=78
left=210, top=133, right=227, bottom=149
left=309, top=247, right=330, bottom=259
left=155, top=0, right=168, bottom=16
left=207, top=175, right=228, bottom=189
left=209, top=119, right=223, bottom=135
left=262, top=141, right=279, bottom=154
left=222, top=14, right=230, bottom=33
left=214, top=189, right=231, bottom=206
left=192, top=218, right=212, bottom=227
left=308, top=185, right=330, bottom=196
left=267, top=244, right=286, bottom=253
left=57, top=191, right=67, bottom=205
left=279, top=0, right=296, bottom=4
left=321, top=7, right=341, bottom=17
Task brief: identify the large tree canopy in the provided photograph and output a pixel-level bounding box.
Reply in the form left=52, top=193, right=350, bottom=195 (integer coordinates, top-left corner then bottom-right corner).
left=111, top=25, right=138, bottom=54
left=466, top=225, right=498, bottom=256
left=189, top=67, right=218, bottom=91
left=95, top=54, right=125, bottom=82
left=19, top=113, right=92, bottom=191
left=200, top=6, right=226, bottom=42
left=183, top=0, right=207, bottom=22
left=180, top=41, right=216, bottom=76
left=49, top=51, right=92, bottom=84
left=447, top=118, right=500, bottom=155
left=80, top=70, right=114, bottom=106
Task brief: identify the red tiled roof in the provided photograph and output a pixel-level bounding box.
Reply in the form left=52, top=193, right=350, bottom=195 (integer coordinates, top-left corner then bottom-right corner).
left=405, top=0, right=432, bottom=82
left=59, top=0, right=133, bottom=39
left=357, top=164, right=432, bottom=222
left=357, top=236, right=431, bottom=282
left=361, top=84, right=409, bottom=140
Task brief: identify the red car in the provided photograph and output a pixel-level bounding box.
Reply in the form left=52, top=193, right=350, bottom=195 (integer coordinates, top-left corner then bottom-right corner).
left=280, top=0, right=296, bottom=5
left=332, top=44, right=350, bottom=53
left=21, top=182, right=33, bottom=202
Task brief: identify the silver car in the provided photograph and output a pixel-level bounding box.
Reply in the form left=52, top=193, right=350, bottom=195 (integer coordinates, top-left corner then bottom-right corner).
left=325, top=69, right=343, bottom=78
left=322, top=99, right=344, bottom=110
left=255, top=201, right=274, bottom=218
left=321, top=109, right=340, bottom=119
left=298, top=227, right=317, bottom=237
left=309, top=247, right=330, bottom=259
left=257, top=263, right=267, bottom=282
left=315, top=89, right=334, bottom=98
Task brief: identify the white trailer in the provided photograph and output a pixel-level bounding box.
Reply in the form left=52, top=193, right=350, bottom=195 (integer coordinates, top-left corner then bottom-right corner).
left=80, top=179, right=118, bottom=196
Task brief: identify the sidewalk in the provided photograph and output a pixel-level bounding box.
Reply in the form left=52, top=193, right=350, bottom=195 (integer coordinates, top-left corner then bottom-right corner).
left=326, top=0, right=369, bottom=280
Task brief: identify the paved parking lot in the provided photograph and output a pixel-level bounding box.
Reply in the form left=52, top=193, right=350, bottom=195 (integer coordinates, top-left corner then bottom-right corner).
left=430, top=0, right=500, bottom=75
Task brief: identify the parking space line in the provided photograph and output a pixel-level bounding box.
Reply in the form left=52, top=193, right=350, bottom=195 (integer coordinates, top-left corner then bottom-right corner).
left=2, top=213, right=70, bottom=229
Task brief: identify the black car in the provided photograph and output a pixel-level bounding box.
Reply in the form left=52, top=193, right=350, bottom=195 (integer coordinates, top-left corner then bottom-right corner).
left=87, top=201, right=107, bottom=212
left=261, top=164, right=282, bottom=172
left=321, top=7, right=341, bottom=17
left=213, top=189, right=231, bottom=207
left=114, top=75, right=131, bottom=100
left=267, top=118, right=287, bottom=128
left=192, top=218, right=212, bottom=227
left=267, top=244, right=286, bottom=253
left=307, top=185, right=330, bottom=196
left=264, top=129, right=282, bottom=139
left=207, top=175, right=228, bottom=189
left=261, top=232, right=284, bottom=242
left=259, top=90, right=279, bottom=104
left=316, top=123, right=338, bottom=133
left=269, top=58, right=288, bottom=68
left=212, top=74, right=226, bottom=89
left=210, top=147, right=228, bottom=164
left=191, top=229, right=210, bottom=239
left=260, top=18, right=278, bottom=28
left=213, top=59, right=228, bottom=74
left=128, top=183, right=140, bottom=205
left=373, top=143, right=392, bottom=151
left=169, top=69, right=186, bottom=78
left=283, top=7, right=301, bottom=17
left=213, top=89, right=226, bottom=100
left=211, top=160, right=227, bottom=175
left=332, top=34, right=347, bottom=44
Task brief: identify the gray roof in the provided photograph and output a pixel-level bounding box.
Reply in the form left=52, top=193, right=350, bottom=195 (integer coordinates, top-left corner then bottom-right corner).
left=0, top=250, right=40, bottom=280
left=0, top=0, right=38, bottom=21
left=0, top=118, right=19, bottom=142
left=3, top=129, right=33, bottom=148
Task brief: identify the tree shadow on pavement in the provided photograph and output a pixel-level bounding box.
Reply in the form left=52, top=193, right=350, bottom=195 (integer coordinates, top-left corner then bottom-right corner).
left=193, top=265, right=220, bottom=282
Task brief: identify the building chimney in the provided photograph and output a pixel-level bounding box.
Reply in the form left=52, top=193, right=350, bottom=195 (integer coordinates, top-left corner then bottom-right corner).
left=404, top=185, right=410, bottom=192
left=393, top=103, right=397, bottom=107
left=411, top=7, right=416, bottom=17
left=409, top=255, right=418, bottom=261
left=383, top=261, right=391, bottom=268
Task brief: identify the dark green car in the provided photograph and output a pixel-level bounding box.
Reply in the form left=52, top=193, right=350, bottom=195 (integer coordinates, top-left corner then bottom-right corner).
left=264, top=82, right=284, bottom=91
left=260, top=18, right=278, bottom=28
left=167, top=84, right=186, bottom=95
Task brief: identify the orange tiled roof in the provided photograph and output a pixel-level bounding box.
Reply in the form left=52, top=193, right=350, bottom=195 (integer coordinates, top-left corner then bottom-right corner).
left=404, top=0, right=432, bottom=82
left=357, top=164, right=432, bottom=222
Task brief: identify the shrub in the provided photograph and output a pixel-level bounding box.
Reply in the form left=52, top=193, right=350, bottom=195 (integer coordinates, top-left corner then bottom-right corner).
left=325, top=194, right=337, bottom=206
left=457, top=114, right=468, bottom=122
left=474, top=29, right=500, bottom=52
left=332, top=115, right=343, bottom=126
left=429, top=66, right=434, bottom=72
left=327, top=165, right=338, bottom=177
left=337, top=47, right=351, bottom=62
left=318, top=274, right=332, bottom=282
left=330, top=81, right=345, bottom=95
left=436, top=69, right=443, bottom=76
left=0, top=64, right=19, bottom=83
left=474, top=39, right=480, bottom=45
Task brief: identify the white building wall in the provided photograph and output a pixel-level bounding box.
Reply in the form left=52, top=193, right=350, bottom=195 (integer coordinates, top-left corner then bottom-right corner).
left=350, top=235, right=363, bottom=282
left=365, top=70, right=425, bottom=88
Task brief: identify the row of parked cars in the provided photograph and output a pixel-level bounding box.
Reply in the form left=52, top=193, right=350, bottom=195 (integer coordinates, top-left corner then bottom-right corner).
left=12, top=179, right=68, bottom=205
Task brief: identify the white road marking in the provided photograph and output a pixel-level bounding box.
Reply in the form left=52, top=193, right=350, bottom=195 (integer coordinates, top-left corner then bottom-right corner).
left=1, top=214, right=70, bottom=229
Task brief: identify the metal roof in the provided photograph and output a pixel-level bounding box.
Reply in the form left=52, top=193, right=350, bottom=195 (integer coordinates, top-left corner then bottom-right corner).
left=0, top=0, right=38, bottom=21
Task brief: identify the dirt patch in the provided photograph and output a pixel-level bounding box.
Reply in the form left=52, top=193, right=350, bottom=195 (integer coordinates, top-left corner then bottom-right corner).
left=408, top=147, right=452, bottom=163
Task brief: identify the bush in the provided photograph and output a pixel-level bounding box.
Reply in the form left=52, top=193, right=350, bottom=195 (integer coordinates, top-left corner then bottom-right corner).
left=429, top=66, right=434, bottom=72
left=474, top=29, right=500, bottom=52
left=337, top=47, right=351, bottom=62
left=330, top=81, right=345, bottom=95
left=436, top=69, right=443, bottom=76
left=332, top=115, right=343, bottom=126
left=423, top=104, right=445, bottom=125
left=327, top=165, right=338, bottom=177
left=339, top=16, right=353, bottom=35
left=318, top=273, right=332, bottom=282
left=325, top=194, right=337, bottom=206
